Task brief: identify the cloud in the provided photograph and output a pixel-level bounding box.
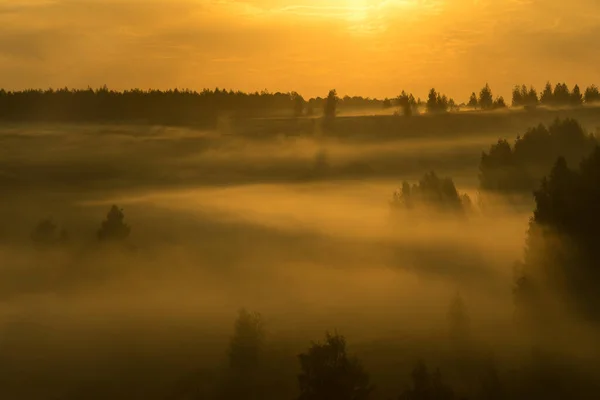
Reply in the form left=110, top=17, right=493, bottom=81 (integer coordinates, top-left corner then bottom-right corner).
left=0, top=0, right=598, bottom=99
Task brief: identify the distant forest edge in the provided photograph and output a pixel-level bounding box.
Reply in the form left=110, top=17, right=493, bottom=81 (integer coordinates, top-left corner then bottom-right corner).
left=0, top=82, right=599, bottom=126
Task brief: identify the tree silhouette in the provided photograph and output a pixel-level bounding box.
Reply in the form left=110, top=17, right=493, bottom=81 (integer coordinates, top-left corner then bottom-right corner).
left=570, top=84, right=583, bottom=106
left=540, top=82, right=553, bottom=105
left=467, top=92, right=478, bottom=108
left=392, top=171, right=470, bottom=213
left=493, top=96, right=506, bottom=109
left=292, top=91, right=305, bottom=117
left=515, top=146, right=600, bottom=325
left=297, top=332, right=373, bottom=400
left=478, top=84, right=493, bottom=110
left=397, top=91, right=417, bottom=117
left=426, top=89, right=452, bottom=114
left=479, top=118, right=597, bottom=194
left=584, top=85, right=600, bottom=104
left=525, top=85, right=539, bottom=107
left=97, top=205, right=131, bottom=242
left=552, top=83, right=571, bottom=106
left=427, top=89, right=439, bottom=113
left=511, top=86, right=523, bottom=107
left=324, top=89, right=338, bottom=119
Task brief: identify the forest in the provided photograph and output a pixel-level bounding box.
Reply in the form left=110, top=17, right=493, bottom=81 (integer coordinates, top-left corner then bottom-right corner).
left=0, top=82, right=599, bottom=126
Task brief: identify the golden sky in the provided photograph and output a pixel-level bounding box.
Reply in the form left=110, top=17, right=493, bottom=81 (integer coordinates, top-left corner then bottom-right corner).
left=1, top=0, right=599, bottom=101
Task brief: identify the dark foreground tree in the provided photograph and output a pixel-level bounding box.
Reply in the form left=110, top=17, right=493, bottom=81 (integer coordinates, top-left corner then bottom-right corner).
left=514, top=146, right=600, bottom=328
left=97, top=205, right=131, bottom=242
left=297, top=332, right=373, bottom=400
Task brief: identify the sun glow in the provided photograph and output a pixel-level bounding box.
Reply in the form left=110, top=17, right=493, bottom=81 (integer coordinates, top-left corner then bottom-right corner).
left=273, top=0, right=420, bottom=22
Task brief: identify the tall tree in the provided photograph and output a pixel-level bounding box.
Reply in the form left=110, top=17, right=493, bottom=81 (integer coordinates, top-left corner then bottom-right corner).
left=512, top=85, right=523, bottom=107
left=584, top=85, right=600, bottom=103
left=324, top=89, right=338, bottom=119
left=493, top=96, right=507, bottom=109
left=297, top=332, right=373, bottom=400
left=540, top=81, right=554, bottom=105
left=553, top=83, right=571, bottom=106
left=526, top=86, right=539, bottom=107
left=292, top=92, right=305, bottom=117
left=468, top=92, right=478, bottom=108
left=478, top=84, right=494, bottom=110
left=427, top=88, right=440, bottom=113
left=515, top=146, right=600, bottom=328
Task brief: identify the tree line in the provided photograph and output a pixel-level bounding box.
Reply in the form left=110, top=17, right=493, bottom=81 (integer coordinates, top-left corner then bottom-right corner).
left=1, top=82, right=599, bottom=126
left=0, top=87, right=385, bottom=125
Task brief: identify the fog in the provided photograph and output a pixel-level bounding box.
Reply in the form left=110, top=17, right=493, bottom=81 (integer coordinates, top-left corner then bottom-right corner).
left=2, top=110, right=600, bottom=399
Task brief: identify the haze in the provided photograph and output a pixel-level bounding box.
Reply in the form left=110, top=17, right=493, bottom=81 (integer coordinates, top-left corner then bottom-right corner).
left=3, top=0, right=600, bottom=398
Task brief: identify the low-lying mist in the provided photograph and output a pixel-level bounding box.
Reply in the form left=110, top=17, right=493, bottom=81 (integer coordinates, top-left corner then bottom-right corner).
left=2, top=117, right=600, bottom=399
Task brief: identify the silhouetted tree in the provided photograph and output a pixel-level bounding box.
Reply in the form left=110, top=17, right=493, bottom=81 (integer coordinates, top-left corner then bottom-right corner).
left=467, top=92, right=478, bottom=109
left=493, top=96, right=506, bottom=109
left=570, top=85, right=583, bottom=106
left=515, top=147, right=600, bottom=323
left=324, top=89, right=338, bottom=119
left=392, top=172, right=470, bottom=214
left=397, top=91, right=417, bottom=117
left=511, top=86, right=523, bottom=107
left=584, top=85, right=600, bottom=104
left=97, top=205, right=131, bottom=242
left=383, top=98, right=392, bottom=109
left=297, top=332, right=373, bottom=400
left=427, top=89, right=440, bottom=113
left=478, top=84, right=494, bottom=110
left=552, top=83, right=571, bottom=106
left=525, top=86, right=539, bottom=107
left=479, top=118, right=597, bottom=194
left=540, top=82, right=553, bottom=106
left=292, top=92, right=305, bottom=117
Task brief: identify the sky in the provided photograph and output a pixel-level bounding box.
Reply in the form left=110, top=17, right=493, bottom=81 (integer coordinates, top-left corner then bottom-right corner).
left=0, top=0, right=599, bottom=101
